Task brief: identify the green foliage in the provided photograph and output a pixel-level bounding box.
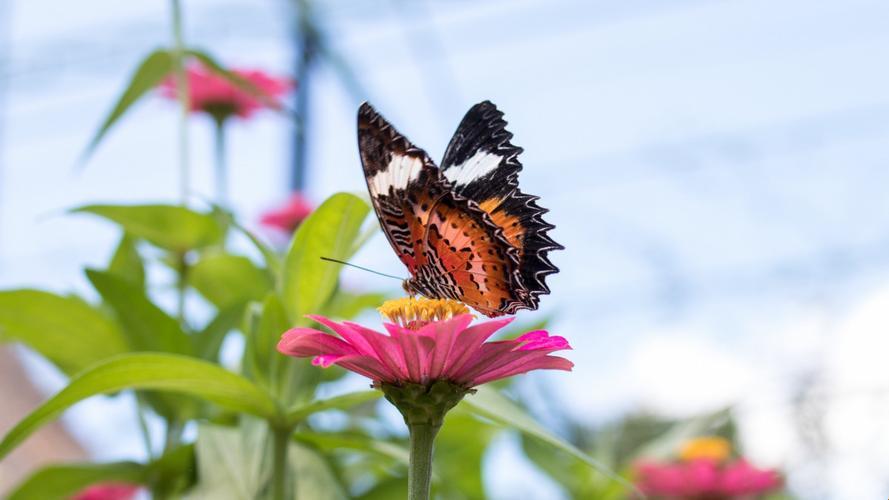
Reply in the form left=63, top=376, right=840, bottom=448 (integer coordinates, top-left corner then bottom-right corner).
left=286, top=390, right=381, bottom=425
left=7, top=461, right=147, bottom=500
left=292, top=431, right=409, bottom=466
left=189, top=253, right=271, bottom=309
left=194, top=303, right=244, bottom=361
left=433, top=412, right=498, bottom=498
left=73, top=204, right=225, bottom=252
left=281, top=192, right=370, bottom=325
left=322, top=291, right=389, bottom=319
left=86, top=269, right=192, bottom=354
left=82, top=49, right=174, bottom=162
left=0, top=290, right=128, bottom=374
left=1, top=186, right=623, bottom=500
left=184, top=421, right=347, bottom=500
left=463, top=387, right=632, bottom=490
left=0, top=353, right=279, bottom=460
left=108, top=233, right=146, bottom=288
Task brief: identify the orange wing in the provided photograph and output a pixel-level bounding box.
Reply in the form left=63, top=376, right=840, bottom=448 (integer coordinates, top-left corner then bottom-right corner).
left=404, top=191, right=523, bottom=316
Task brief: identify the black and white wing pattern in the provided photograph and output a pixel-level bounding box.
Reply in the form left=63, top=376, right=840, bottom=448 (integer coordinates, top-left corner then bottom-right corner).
left=440, top=101, right=563, bottom=309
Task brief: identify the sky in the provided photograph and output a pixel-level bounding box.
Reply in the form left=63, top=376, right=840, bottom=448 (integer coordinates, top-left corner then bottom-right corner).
left=3, top=0, right=889, bottom=498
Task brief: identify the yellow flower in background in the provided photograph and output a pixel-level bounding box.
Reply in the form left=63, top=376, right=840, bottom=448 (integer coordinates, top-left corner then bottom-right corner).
left=679, top=436, right=732, bottom=462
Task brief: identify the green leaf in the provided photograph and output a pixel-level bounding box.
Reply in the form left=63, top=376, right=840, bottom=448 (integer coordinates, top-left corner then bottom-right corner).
left=82, top=49, right=174, bottom=162
left=287, top=390, right=381, bottom=425
left=462, top=387, right=633, bottom=490
left=322, top=291, right=388, bottom=320
left=86, top=269, right=192, bottom=355
left=244, top=294, right=290, bottom=394
left=290, top=440, right=348, bottom=500
left=0, top=353, right=278, bottom=460
left=632, top=408, right=731, bottom=461
left=146, top=444, right=198, bottom=498
left=73, top=204, right=225, bottom=252
left=108, top=233, right=145, bottom=288
left=185, top=421, right=346, bottom=500
left=229, top=219, right=281, bottom=278
left=356, top=479, right=407, bottom=500
left=7, top=461, right=146, bottom=500
left=184, top=422, right=270, bottom=500
left=292, top=431, right=409, bottom=465
left=0, top=290, right=128, bottom=374
left=189, top=253, right=271, bottom=309
left=280, top=193, right=370, bottom=325
left=194, top=304, right=244, bottom=361
left=434, top=412, right=497, bottom=497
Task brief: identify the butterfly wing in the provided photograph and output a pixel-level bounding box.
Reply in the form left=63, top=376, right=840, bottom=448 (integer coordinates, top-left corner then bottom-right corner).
left=357, top=102, right=436, bottom=275
left=440, top=101, right=563, bottom=310
left=357, top=102, right=528, bottom=316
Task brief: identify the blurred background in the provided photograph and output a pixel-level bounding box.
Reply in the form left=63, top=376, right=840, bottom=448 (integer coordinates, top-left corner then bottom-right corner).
left=2, top=0, right=889, bottom=498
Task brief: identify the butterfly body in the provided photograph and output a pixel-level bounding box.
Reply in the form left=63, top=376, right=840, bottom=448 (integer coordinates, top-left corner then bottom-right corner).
left=358, top=101, right=562, bottom=317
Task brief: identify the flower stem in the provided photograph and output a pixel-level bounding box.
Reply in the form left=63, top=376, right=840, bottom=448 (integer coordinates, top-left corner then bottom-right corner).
left=380, top=381, right=473, bottom=500
left=271, top=425, right=290, bottom=500
left=212, top=117, right=228, bottom=207
left=134, top=394, right=154, bottom=458
left=170, top=0, right=190, bottom=203
left=408, top=423, right=439, bottom=500
left=175, top=251, right=188, bottom=328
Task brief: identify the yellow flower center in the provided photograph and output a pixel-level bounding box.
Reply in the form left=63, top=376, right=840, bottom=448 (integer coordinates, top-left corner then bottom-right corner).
left=678, top=436, right=732, bottom=462
left=378, top=297, right=470, bottom=330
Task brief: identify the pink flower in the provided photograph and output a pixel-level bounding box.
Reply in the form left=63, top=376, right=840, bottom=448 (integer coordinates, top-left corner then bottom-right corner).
left=160, top=63, right=292, bottom=122
left=634, top=458, right=782, bottom=499
left=720, top=459, right=782, bottom=495
left=635, top=461, right=686, bottom=495
left=277, top=298, right=573, bottom=387
left=259, top=192, right=314, bottom=233
left=72, top=483, right=140, bottom=500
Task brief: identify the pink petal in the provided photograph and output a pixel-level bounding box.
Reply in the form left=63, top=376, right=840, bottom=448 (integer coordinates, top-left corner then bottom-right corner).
left=73, top=483, right=140, bottom=500
left=307, top=315, right=376, bottom=356
left=439, top=316, right=514, bottom=379
left=400, top=333, right=437, bottom=383
left=451, top=340, right=521, bottom=384
left=342, top=320, right=410, bottom=380
left=330, top=354, right=398, bottom=381
left=684, top=459, right=719, bottom=494
left=406, top=314, right=474, bottom=380
left=515, top=330, right=571, bottom=351
left=471, top=355, right=573, bottom=385
left=277, top=328, right=357, bottom=358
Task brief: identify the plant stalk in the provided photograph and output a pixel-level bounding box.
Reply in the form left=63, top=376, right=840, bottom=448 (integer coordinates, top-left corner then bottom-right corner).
left=134, top=394, right=154, bottom=458
left=170, top=0, right=190, bottom=203
left=408, top=423, right=438, bottom=500
left=175, top=251, right=188, bottom=328
left=271, top=426, right=291, bottom=500
left=212, top=117, right=228, bottom=207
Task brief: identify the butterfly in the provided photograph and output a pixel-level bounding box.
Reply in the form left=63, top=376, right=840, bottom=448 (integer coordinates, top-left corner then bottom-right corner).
left=357, top=101, right=562, bottom=317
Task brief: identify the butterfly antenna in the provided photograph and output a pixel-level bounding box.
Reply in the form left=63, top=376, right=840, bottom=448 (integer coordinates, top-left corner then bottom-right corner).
left=320, top=257, right=404, bottom=281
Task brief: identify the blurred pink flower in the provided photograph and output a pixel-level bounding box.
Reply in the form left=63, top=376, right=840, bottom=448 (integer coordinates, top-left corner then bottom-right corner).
left=634, top=457, right=782, bottom=499
left=720, top=459, right=782, bottom=495
left=72, top=483, right=140, bottom=500
left=160, top=63, right=292, bottom=122
left=277, top=297, right=573, bottom=387
left=259, top=192, right=314, bottom=233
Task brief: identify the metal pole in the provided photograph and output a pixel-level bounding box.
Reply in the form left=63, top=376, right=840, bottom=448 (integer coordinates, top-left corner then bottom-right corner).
left=290, top=0, right=316, bottom=193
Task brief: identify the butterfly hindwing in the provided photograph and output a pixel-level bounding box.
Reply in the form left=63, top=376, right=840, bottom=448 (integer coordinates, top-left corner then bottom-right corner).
left=441, top=101, right=563, bottom=308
